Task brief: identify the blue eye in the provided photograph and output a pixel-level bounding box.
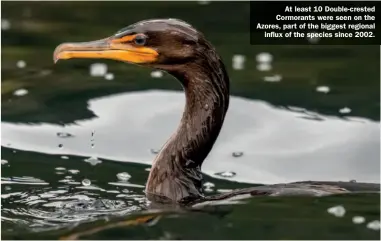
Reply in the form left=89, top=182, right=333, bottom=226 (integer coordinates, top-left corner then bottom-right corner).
left=134, top=34, right=147, bottom=46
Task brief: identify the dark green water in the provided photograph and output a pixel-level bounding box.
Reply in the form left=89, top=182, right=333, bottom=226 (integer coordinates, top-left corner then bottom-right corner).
left=1, top=1, right=380, bottom=239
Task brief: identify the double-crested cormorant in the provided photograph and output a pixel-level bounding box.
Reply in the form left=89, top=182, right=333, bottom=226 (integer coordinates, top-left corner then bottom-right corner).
left=54, top=19, right=379, bottom=205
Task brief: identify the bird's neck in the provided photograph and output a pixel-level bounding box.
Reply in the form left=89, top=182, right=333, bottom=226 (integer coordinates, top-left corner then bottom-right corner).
left=145, top=58, right=230, bottom=203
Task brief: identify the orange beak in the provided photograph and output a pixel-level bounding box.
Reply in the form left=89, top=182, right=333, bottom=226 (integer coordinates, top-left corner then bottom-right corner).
left=53, top=36, right=158, bottom=64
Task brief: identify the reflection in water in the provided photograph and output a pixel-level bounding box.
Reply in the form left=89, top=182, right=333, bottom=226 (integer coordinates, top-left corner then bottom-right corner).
left=2, top=90, right=380, bottom=184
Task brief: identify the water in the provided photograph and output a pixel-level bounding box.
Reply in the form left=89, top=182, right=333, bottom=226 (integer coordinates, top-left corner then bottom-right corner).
left=1, top=1, right=380, bottom=239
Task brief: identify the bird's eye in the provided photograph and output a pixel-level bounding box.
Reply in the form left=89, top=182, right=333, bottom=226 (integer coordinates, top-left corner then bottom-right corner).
left=134, top=34, right=147, bottom=46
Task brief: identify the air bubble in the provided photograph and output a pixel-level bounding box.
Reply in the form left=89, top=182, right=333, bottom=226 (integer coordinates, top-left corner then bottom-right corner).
left=13, top=89, right=28, bottom=96
left=16, top=60, right=26, bottom=69
left=316, top=86, right=330, bottom=93
left=203, top=182, right=215, bottom=188
left=352, top=216, right=365, bottom=224
left=256, top=63, right=272, bottom=71
left=117, top=172, right=131, bottom=182
left=90, top=63, right=107, bottom=77
left=82, top=179, right=91, bottom=186
left=339, top=107, right=351, bottom=114
left=327, top=205, right=346, bottom=217
left=68, top=169, right=80, bottom=174
left=105, top=73, right=114, bottom=80
left=151, top=70, right=163, bottom=78
left=84, top=156, right=102, bottom=166
left=232, top=55, right=245, bottom=70
left=366, top=220, right=380, bottom=231
left=1, top=19, right=11, bottom=30
left=256, top=52, right=273, bottom=63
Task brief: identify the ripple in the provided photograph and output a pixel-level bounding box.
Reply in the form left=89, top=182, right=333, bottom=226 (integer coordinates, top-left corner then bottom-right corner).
left=1, top=176, right=49, bottom=185
left=214, top=171, right=236, bottom=178
left=108, top=182, right=145, bottom=188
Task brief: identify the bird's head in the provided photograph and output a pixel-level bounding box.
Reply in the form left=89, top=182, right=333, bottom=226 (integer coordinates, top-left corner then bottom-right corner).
left=54, top=19, right=208, bottom=71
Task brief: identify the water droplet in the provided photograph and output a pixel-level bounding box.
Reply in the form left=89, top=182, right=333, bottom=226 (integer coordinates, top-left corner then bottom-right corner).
left=1, top=159, right=8, bottom=165
left=4, top=186, right=11, bottom=191
left=316, top=86, right=330, bottom=93
left=16, top=60, right=26, bottom=68
left=61, top=156, right=69, bottom=159
left=256, top=63, right=272, bottom=71
left=232, top=152, right=243, bottom=158
left=327, top=205, right=346, bottom=217
left=117, top=172, right=131, bottom=182
left=58, top=144, right=63, bottom=149
left=105, top=73, right=114, bottom=80
left=91, top=130, right=95, bottom=137
left=84, top=156, right=102, bottom=166
left=264, top=74, right=282, bottom=82
left=64, top=176, right=72, bottom=179
left=256, top=52, right=273, bottom=63
left=232, top=55, right=245, bottom=70
left=204, top=104, right=209, bottom=110
left=215, top=171, right=236, bottom=178
left=55, top=167, right=66, bottom=171
left=82, top=179, right=91, bottom=186
left=90, top=63, right=107, bottom=77
left=203, top=182, right=215, bottom=188
left=68, top=169, right=80, bottom=174
left=1, top=19, right=11, bottom=30
left=339, top=107, right=352, bottom=114
left=13, top=88, right=28, bottom=96
left=145, top=168, right=151, bottom=172
left=56, top=132, right=74, bottom=138
left=366, top=220, right=380, bottom=231
left=151, top=70, right=163, bottom=78
left=352, top=216, right=366, bottom=224
left=150, top=148, right=159, bottom=154
left=56, top=172, right=65, bottom=175
left=91, top=143, right=95, bottom=148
